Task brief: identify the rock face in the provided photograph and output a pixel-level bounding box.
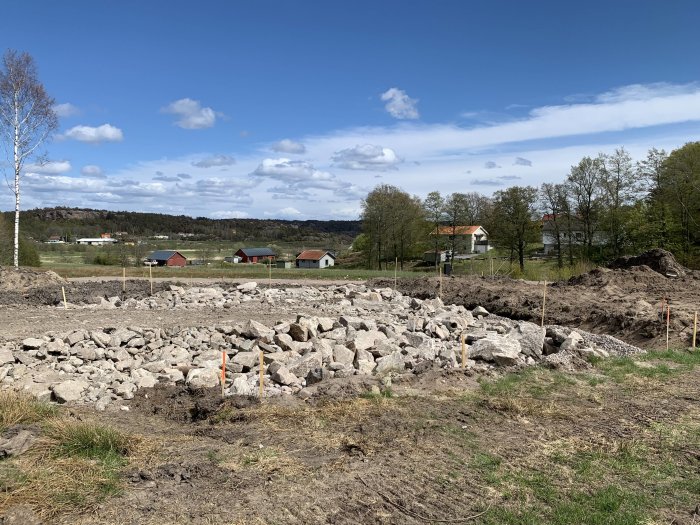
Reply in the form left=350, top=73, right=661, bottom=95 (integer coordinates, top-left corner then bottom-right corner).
left=0, top=282, right=644, bottom=407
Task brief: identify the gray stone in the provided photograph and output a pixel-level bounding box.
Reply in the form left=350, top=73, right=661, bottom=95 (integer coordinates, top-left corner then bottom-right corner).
left=64, top=330, right=88, bottom=346
left=0, top=430, right=37, bottom=458
left=274, top=333, right=295, bottom=352
left=271, top=365, right=298, bottom=386
left=233, top=351, right=259, bottom=371
left=332, top=345, right=355, bottom=366
left=243, top=320, right=274, bottom=340
left=53, top=380, right=89, bottom=403
left=510, top=322, right=545, bottom=359
left=132, top=369, right=158, bottom=389
left=186, top=368, right=220, bottom=388
left=348, top=330, right=387, bottom=352
left=560, top=331, right=584, bottom=352
left=237, top=281, right=258, bottom=292
left=472, top=306, right=489, bottom=316
left=76, top=346, right=98, bottom=361
left=21, top=338, right=44, bottom=350
left=469, top=335, right=522, bottom=366
left=288, top=352, right=323, bottom=379
left=231, top=375, right=253, bottom=395
left=0, top=347, right=14, bottom=365
left=288, top=323, right=309, bottom=342
left=375, top=351, right=405, bottom=375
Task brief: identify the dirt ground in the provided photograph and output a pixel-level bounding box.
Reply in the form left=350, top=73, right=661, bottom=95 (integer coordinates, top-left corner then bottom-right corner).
left=1, top=251, right=700, bottom=524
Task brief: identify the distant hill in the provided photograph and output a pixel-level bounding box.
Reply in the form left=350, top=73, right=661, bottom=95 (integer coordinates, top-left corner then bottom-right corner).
left=6, top=207, right=361, bottom=245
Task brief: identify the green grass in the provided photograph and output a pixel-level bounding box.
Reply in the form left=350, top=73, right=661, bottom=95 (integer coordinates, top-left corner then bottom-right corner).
left=45, top=419, right=132, bottom=466
left=0, top=390, right=57, bottom=432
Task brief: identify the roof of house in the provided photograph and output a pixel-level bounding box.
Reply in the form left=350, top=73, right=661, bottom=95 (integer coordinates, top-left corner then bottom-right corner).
left=431, top=225, right=484, bottom=236
left=148, top=250, right=185, bottom=261
left=236, top=247, right=277, bottom=257
left=296, top=250, right=335, bottom=261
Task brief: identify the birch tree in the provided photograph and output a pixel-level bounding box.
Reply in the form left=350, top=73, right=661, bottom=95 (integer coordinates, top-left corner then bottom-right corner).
left=0, top=50, right=57, bottom=268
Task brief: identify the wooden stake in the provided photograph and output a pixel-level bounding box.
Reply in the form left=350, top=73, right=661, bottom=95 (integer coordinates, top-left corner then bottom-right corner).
left=149, top=264, right=153, bottom=295
left=61, top=286, right=67, bottom=310
left=122, top=267, right=126, bottom=292
left=541, top=280, right=547, bottom=327
left=490, top=258, right=494, bottom=278
left=259, top=350, right=264, bottom=399
left=461, top=333, right=466, bottom=369
left=439, top=265, right=443, bottom=300
left=666, top=304, right=670, bottom=351
left=394, top=257, right=398, bottom=289
left=692, top=311, right=697, bottom=351
left=268, top=258, right=272, bottom=289
left=221, top=351, right=226, bottom=398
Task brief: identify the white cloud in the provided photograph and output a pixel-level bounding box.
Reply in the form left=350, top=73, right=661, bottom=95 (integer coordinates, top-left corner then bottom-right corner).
left=53, top=103, right=79, bottom=117
left=81, top=165, right=104, bottom=177
left=381, top=87, right=419, bottom=120
left=271, top=139, right=306, bottom=154
left=192, top=155, right=236, bottom=168
left=63, top=124, right=123, bottom=143
left=211, top=210, right=251, bottom=219
left=332, top=144, right=401, bottom=170
left=162, top=98, right=219, bottom=129
left=265, top=207, right=304, bottom=219
left=514, top=157, right=532, bottom=166
left=25, top=160, right=71, bottom=174
left=484, top=161, right=501, bottom=169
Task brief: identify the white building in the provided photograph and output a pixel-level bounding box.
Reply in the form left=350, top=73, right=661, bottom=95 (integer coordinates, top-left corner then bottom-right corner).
left=295, top=250, right=335, bottom=269
left=76, top=238, right=118, bottom=246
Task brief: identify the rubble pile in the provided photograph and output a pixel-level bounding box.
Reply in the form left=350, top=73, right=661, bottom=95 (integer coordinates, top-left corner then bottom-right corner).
left=0, top=283, right=643, bottom=408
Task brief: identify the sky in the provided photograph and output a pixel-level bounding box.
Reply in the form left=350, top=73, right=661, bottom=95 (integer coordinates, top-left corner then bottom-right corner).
left=1, top=0, right=699, bottom=221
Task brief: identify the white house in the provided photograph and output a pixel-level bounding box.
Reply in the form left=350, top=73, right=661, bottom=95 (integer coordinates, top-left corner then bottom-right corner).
left=542, top=214, right=605, bottom=254
left=76, top=238, right=118, bottom=246
left=296, top=250, right=335, bottom=269
left=431, top=225, right=491, bottom=254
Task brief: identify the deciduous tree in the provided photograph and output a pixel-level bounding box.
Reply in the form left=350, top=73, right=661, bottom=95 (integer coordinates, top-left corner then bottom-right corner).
left=0, top=50, right=57, bottom=268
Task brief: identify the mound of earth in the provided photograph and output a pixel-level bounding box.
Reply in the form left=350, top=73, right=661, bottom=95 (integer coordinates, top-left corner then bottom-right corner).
left=607, top=248, right=689, bottom=277
left=0, top=266, right=66, bottom=292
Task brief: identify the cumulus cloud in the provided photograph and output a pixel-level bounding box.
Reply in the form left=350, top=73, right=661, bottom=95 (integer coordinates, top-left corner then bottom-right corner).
left=53, top=103, right=79, bottom=117
left=25, top=160, right=71, bottom=174
left=63, top=124, right=123, bottom=143
left=176, top=173, right=191, bottom=179
left=332, top=144, right=402, bottom=171
left=514, top=157, right=532, bottom=166
left=81, top=165, right=104, bottom=178
left=162, top=98, right=219, bottom=129
left=484, top=161, right=501, bottom=169
left=271, top=139, right=306, bottom=154
left=253, top=158, right=365, bottom=201
left=381, top=87, right=419, bottom=119
left=192, top=155, right=236, bottom=168
left=153, top=174, right=181, bottom=182
left=498, top=175, right=521, bottom=181
left=24, top=173, right=166, bottom=197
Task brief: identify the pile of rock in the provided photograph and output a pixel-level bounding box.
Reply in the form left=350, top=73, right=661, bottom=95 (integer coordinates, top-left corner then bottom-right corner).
left=0, top=284, right=643, bottom=408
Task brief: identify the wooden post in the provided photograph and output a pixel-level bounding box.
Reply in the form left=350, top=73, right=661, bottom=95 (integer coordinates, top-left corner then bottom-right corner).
left=149, top=264, right=153, bottom=295
left=268, top=258, right=272, bottom=289
left=666, top=304, right=670, bottom=351
left=439, top=265, right=443, bottom=300
left=61, top=286, right=67, bottom=310
left=122, top=267, right=126, bottom=292
left=461, top=333, right=466, bottom=369
left=221, top=351, right=226, bottom=398
left=259, top=350, right=264, bottom=399
left=692, top=311, right=697, bottom=351
left=541, top=280, right=547, bottom=327
left=490, top=257, right=494, bottom=278
left=394, top=257, right=398, bottom=289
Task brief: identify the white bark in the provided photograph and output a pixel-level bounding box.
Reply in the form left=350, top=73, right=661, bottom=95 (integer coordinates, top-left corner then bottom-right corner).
left=13, top=94, right=19, bottom=268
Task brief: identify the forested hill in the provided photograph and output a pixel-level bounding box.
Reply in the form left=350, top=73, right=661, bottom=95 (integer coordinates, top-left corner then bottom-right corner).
left=8, top=208, right=362, bottom=244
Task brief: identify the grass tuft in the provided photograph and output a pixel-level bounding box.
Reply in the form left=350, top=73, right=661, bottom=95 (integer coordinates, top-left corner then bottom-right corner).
left=0, top=390, right=57, bottom=432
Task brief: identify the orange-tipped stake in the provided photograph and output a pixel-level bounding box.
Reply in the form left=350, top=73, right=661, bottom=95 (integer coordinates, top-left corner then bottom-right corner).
left=693, top=311, right=697, bottom=351
left=221, top=351, right=226, bottom=397
left=62, top=286, right=67, bottom=310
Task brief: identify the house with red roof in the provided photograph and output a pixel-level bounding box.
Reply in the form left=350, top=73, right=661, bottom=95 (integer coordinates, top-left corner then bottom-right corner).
left=295, top=250, right=336, bottom=269
left=430, top=225, right=490, bottom=254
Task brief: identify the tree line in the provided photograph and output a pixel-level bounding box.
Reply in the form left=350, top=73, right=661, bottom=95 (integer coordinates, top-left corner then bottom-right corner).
left=359, top=142, right=700, bottom=270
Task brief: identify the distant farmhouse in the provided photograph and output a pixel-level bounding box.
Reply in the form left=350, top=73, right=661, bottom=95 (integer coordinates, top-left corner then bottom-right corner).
left=146, top=250, right=187, bottom=267
left=431, top=225, right=490, bottom=254
left=541, top=214, right=605, bottom=254
left=235, top=247, right=276, bottom=264
left=76, top=237, right=118, bottom=246
left=295, top=250, right=335, bottom=269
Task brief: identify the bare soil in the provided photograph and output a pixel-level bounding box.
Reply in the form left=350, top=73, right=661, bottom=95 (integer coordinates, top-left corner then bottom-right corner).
left=2, top=252, right=700, bottom=524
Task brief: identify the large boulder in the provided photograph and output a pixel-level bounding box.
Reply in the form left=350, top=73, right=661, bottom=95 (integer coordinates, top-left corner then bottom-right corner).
left=469, top=334, right=522, bottom=366
left=53, top=380, right=89, bottom=403
left=186, top=368, right=220, bottom=389
left=510, top=322, right=545, bottom=359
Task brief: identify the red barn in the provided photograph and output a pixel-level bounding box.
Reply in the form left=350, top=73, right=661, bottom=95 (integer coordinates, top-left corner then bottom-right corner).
left=234, top=247, right=277, bottom=264
left=146, top=250, right=187, bottom=267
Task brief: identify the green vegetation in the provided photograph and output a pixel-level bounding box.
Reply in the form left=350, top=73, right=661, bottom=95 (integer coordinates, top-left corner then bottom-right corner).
left=0, top=391, right=139, bottom=519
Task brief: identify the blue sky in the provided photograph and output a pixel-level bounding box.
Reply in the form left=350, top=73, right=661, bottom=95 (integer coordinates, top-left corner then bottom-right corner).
left=2, top=0, right=699, bottom=220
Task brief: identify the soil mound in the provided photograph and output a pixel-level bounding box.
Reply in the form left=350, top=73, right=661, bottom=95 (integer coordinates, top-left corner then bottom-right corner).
left=607, top=248, right=688, bottom=277
left=0, top=266, right=66, bottom=292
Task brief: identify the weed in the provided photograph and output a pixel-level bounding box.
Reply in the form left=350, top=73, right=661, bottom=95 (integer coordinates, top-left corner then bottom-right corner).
left=44, top=419, right=133, bottom=466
